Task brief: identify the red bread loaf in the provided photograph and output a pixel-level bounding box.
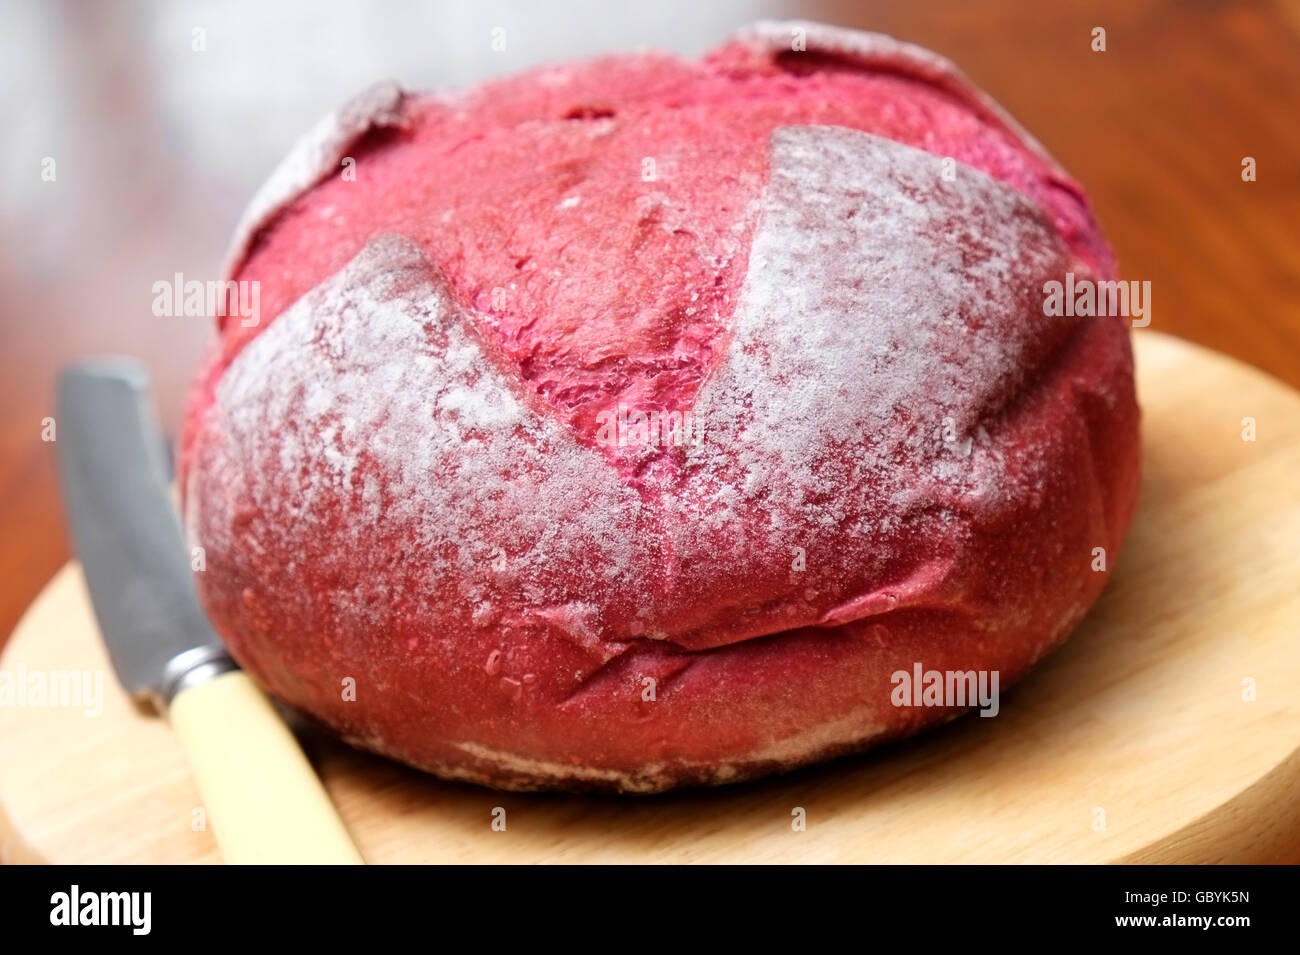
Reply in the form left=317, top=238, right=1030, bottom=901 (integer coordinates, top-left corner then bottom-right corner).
left=181, top=21, right=1140, bottom=792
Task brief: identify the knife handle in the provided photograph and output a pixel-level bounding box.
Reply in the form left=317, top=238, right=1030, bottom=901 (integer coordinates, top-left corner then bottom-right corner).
left=169, top=670, right=364, bottom=864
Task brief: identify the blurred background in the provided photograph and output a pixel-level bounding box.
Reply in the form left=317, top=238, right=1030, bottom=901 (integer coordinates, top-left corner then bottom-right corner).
left=1, top=0, right=1298, bottom=643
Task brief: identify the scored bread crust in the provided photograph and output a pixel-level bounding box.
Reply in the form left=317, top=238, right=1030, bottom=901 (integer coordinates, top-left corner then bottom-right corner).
left=183, top=22, right=1139, bottom=792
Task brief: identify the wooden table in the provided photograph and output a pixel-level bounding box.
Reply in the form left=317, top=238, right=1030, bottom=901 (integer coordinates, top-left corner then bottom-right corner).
left=2, top=0, right=1297, bottom=860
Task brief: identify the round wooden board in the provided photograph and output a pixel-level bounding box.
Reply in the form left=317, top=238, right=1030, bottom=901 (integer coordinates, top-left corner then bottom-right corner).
left=2, top=330, right=1299, bottom=864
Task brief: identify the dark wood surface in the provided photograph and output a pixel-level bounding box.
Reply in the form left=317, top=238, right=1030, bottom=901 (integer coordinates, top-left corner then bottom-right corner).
left=3, top=0, right=1298, bottom=647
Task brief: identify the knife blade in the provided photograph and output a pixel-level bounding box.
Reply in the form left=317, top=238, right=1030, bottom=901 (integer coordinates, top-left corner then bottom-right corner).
left=56, top=359, right=228, bottom=709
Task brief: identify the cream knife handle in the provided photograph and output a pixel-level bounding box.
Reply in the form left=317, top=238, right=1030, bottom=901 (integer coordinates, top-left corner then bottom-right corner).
left=169, top=670, right=364, bottom=865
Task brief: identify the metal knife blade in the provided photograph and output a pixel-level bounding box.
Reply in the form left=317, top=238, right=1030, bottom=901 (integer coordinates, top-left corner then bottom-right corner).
left=56, top=359, right=231, bottom=709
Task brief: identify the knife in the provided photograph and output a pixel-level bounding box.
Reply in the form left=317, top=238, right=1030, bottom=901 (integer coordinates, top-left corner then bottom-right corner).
left=56, top=359, right=364, bottom=865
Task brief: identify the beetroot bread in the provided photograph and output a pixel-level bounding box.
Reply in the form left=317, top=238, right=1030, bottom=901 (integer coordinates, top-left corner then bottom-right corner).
left=181, top=21, right=1140, bottom=792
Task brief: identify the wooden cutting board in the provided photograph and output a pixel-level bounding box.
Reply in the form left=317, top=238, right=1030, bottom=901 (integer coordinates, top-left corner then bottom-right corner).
left=2, top=330, right=1298, bottom=864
